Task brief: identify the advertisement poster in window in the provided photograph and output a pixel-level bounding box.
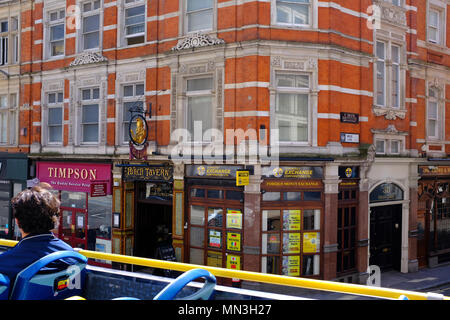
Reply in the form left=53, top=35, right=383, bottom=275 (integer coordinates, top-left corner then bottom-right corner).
left=303, top=232, right=320, bottom=253
left=226, top=254, right=241, bottom=270
left=283, top=210, right=301, bottom=230
left=208, top=230, right=222, bottom=248
left=227, top=232, right=241, bottom=251
left=282, top=256, right=300, bottom=277
left=226, top=210, right=242, bottom=229
left=283, top=233, right=300, bottom=253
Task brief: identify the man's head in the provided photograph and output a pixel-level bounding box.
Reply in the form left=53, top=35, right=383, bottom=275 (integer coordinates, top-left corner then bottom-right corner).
left=11, top=183, right=60, bottom=235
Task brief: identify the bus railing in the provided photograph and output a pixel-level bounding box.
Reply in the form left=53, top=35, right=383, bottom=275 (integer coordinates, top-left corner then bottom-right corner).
left=0, top=239, right=448, bottom=300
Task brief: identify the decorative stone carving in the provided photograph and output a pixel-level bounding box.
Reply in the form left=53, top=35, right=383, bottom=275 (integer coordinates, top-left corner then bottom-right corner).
left=372, top=106, right=407, bottom=120
left=374, top=0, right=407, bottom=27
left=371, top=124, right=408, bottom=136
left=171, top=32, right=225, bottom=51
left=69, top=52, right=108, bottom=67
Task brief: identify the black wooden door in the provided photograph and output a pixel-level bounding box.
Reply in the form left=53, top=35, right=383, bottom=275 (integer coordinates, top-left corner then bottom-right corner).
left=370, top=205, right=402, bottom=270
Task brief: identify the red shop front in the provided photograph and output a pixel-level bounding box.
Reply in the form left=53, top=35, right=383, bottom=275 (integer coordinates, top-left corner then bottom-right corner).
left=36, top=161, right=113, bottom=266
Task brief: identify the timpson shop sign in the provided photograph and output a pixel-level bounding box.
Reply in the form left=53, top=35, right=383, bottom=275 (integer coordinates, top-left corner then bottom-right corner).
left=36, top=162, right=112, bottom=194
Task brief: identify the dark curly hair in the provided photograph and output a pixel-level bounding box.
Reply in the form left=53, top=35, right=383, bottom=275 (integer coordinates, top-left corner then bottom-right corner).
left=11, top=183, right=60, bottom=235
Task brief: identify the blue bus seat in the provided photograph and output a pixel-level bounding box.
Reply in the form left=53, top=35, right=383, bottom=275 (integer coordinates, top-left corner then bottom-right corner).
left=9, top=251, right=88, bottom=300
left=0, top=273, right=10, bottom=300
left=153, top=268, right=216, bottom=300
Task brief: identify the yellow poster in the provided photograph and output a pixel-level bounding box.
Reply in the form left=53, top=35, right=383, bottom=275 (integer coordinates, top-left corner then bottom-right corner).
left=303, top=232, right=320, bottom=253
left=226, top=254, right=241, bottom=270
left=283, top=210, right=301, bottom=231
left=227, top=232, right=241, bottom=251
left=226, top=210, right=243, bottom=229
left=282, top=256, right=300, bottom=277
left=283, top=233, right=300, bottom=253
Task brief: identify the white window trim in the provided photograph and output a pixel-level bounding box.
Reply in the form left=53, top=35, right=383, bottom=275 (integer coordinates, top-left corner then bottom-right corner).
left=271, top=0, right=317, bottom=29
left=426, top=85, right=444, bottom=141
left=121, top=82, right=145, bottom=145
left=121, top=0, right=147, bottom=47
left=45, top=8, right=66, bottom=60
left=374, top=39, right=405, bottom=110
left=184, top=75, right=215, bottom=142
left=374, top=136, right=405, bottom=155
left=427, top=4, right=446, bottom=46
left=78, top=0, right=103, bottom=53
left=79, top=87, right=101, bottom=145
left=274, top=73, right=311, bottom=144
left=182, top=0, right=216, bottom=35
left=0, top=93, right=17, bottom=145
left=46, top=91, right=64, bottom=145
left=0, top=16, right=19, bottom=66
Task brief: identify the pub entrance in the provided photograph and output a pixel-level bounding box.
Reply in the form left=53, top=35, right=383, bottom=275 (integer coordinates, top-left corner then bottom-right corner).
left=369, top=182, right=405, bottom=271
left=133, top=181, right=174, bottom=274
left=369, top=204, right=402, bottom=271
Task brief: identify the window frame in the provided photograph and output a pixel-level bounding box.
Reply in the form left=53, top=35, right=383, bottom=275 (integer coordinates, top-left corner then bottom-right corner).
left=0, top=16, right=19, bottom=66
left=47, top=8, right=66, bottom=59
left=123, top=0, right=146, bottom=47
left=80, top=87, right=100, bottom=144
left=272, top=0, right=314, bottom=28
left=187, top=185, right=245, bottom=270
left=427, top=86, right=442, bottom=140
left=427, top=8, right=441, bottom=44
left=121, top=82, right=145, bottom=145
left=80, top=0, right=102, bottom=52
left=46, top=91, right=64, bottom=144
left=185, top=76, right=214, bottom=142
left=184, top=0, right=215, bottom=34
left=274, top=72, right=311, bottom=144
left=0, top=93, right=17, bottom=145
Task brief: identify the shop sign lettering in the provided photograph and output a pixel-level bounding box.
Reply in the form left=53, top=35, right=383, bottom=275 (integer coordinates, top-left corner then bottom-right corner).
left=262, top=166, right=323, bottom=179
left=123, top=166, right=173, bottom=181
left=186, top=165, right=244, bottom=178
left=419, top=166, right=450, bottom=176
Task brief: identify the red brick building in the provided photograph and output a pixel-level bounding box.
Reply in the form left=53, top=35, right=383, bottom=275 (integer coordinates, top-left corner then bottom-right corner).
left=0, top=0, right=449, bottom=283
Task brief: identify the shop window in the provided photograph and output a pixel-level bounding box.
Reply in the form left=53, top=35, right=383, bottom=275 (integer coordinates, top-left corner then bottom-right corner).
left=337, top=186, right=358, bottom=274
left=0, top=181, right=11, bottom=238
left=226, top=190, right=243, bottom=201
left=61, top=191, right=87, bottom=209
left=261, top=208, right=321, bottom=277
left=304, top=191, right=321, bottom=201
left=262, top=192, right=281, bottom=201
left=284, top=192, right=301, bottom=201
left=188, top=186, right=244, bottom=270
left=190, top=188, right=205, bottom=198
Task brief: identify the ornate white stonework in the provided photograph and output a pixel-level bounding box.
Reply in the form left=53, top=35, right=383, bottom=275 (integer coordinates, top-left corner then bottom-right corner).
left=69, top=52, right=108, bottom=67
left=372, top=106, right=407, bottom=120
left=171, top=32, right=225, bottom=51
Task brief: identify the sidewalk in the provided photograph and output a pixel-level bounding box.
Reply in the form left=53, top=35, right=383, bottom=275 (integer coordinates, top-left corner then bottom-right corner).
left=241, top=264, right=450, bottom=300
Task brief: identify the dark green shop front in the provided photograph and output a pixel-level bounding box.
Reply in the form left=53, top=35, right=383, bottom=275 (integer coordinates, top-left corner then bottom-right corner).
left=0, top=153, right=29, bottom=239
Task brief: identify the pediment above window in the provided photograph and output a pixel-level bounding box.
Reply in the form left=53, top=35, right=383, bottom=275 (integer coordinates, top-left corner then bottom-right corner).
left=171, top=32, right=225, bottom=51
left=372, top=105, right=406, bottom=120
left=69, top=52, right=108, bottom=67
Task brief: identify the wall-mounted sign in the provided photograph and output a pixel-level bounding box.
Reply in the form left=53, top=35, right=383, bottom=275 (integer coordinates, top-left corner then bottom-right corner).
left=37, top=162, right=112, bottom=194
left=226, top=255, right=241, bottom=270
left=236, top=171, right=249, bottom=186
left=122, top=165, right=173, bottom=182
left=339, top=166, right=359, bottom=179
left=262, top=166, right=323, bottom=179
left=340, top=112, right=359, bottom=124
left=262, top=180, right=322, bottom=188
left=227, top=232, right=241, bottom=251
left=419, top=166, right=450, bottom=176
left=90, top=182, right=107, bottom=197
left=186, top=165, right=244, bottom=179
left=303, top=232, right=320, bottom=253
left=340, top=133, right=360, bottom=143
left=369, top=183, right=404, bottom=203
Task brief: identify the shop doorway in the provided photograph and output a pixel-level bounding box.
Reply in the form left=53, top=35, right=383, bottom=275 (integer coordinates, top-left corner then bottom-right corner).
left=135, top=202, right=172, bottom=259
left=60, top=208, right=88, bottom=250
left=369, top=205, right=402, bottom=271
